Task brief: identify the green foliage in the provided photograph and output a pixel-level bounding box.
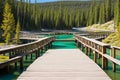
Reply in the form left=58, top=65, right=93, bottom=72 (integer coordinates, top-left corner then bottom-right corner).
left=5, top=32, right=11, bottom=44
left=114, top=0, right=120, bottom=26
left=105, top=0, right=112, bottom=21
left=1, top=2, right=15, bottom=44
left=103, top=23, right=120, bottom=46
left=0, top=0, right=116, bottom=31
left=94, top=4, right=99, bottom=24
left=15, top=19, right=21, bottom=44
left=0, top=55, right=9, bottom=62
left=99, top=3, right=105, bottom=24
left=103, top=32, right=120, bottom=46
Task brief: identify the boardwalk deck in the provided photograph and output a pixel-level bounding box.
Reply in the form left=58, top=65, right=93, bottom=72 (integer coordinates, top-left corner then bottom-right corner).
left=17, top=49, right=111, bottom=80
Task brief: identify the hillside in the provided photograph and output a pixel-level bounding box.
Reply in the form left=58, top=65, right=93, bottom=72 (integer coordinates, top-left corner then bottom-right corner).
left=37, top=1, right=103, bottom=10
left=83, top=20, right=120, bottom=46
left=85, top=21, right=115, bottom=31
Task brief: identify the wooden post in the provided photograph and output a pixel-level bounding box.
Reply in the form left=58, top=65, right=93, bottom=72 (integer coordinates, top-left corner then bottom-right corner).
left=89, top=48, right=91, bottom=56
left=39, top=49, right=42, bottom=56
left=38, top=49, right=40, bottom=57
left=36, top=50, right=38, bottom=59
left=81, top=44, right=84, bottom=52
left=102, top=46, right=108, bottom=69
left=98, top=53, right=101, bottom=59
left=25, top=55, right=28, bottom=60
left=86, top=47, right=88, bottom=55
left=93, top=51, right=97, bottom=63
left=105, top=58, right=108, bottom=70
left=112, top=48, right=116, bottom=72
left=31, top=54, right=33, bottom=60
left=41, top=48, right=44, bottom=55
left=20, top=57, right=23, bottom=70
left=15, top=62, right=17, bottom=69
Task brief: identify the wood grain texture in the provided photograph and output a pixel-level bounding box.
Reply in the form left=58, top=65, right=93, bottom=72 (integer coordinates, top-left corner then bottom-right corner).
left=18, top=49, right=111, bottom=80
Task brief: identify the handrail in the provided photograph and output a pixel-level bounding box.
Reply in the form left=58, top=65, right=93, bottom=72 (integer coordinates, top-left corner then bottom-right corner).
left=0, top=36, right=55, bottom=71
left=0, top=37, right=55, bottom=55
left=75, top=34, right=120, bottom=72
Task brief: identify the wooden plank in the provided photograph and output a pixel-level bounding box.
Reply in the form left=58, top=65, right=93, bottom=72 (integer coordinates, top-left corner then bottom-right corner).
left=18, top=49, right=111, bottom=80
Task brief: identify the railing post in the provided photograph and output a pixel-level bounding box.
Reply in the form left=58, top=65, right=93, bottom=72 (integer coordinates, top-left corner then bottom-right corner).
left=86, top=47, right=88, bottom=55
left=30, top=54, right=33, bottom=60
left=36, top=50, right=38, bottom=59
left=98, top=53, right=101, bottom=59
left=81, top=44, right=84, bottom=52
left=38, top=49, right=40, bottom=57
left=111, top=47, right=116, bottom=72
left=93, top=51, right=97, bottom=63
left=102, top=46, right=108, bottom=69
left=25, top=55, right=28, bottom=60
left=20, top=57, right=24, bottom=70
left=88, top=48, right=91, bottom=56
left=15, top=62, right=17, bottom=69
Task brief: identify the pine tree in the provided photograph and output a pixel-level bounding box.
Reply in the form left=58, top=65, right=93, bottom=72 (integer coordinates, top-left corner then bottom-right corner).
left=94, top=4, right=99, bottom=24
left=114, top=0, right=120, bottom=36
left=105, top=0, right=112, bottom=21
left=115, top=0, right=120, bottom=26
left=15, top=19, right=21, bottom=44
left=88, top=5, right=94, bottom=26
left=75, top=10, right=81, bottom=27
left=69, top=12, right=73, bottom=29
left=1, top=1, right=15, bottom=44
left=99, top=3, right=105, bottom=24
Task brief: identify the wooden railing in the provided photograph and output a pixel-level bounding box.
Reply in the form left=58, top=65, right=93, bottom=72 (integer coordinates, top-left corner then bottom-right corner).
left=0, top=37, right=55, bottom=71
left=77, top=31, right=113, bottom=39
left=75, top=34, right=120, bottom=72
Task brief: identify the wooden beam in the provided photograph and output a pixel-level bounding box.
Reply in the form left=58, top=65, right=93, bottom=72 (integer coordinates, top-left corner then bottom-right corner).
left=20, top=58, right=23, bottom=70
left=94, top=51, right=97, bottom=63
left=112, top=48, right=116, bottom=72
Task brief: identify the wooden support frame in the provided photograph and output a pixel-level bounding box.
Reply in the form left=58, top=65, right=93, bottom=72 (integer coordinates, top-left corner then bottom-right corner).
left=111, top=48, right=116, bottom=72
left=0, top=37, right=55, bottom=72
left=93, top=51, right=97, bottom=63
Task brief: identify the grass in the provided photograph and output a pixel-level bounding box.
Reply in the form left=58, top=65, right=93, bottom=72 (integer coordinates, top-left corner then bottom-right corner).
left=85, top=21, right=114, bottom=31
left=0, top=55, right=9, bottom=62
left=0, top=43, right=5, bottom=46
left=102, top=32, right=120, bottom=46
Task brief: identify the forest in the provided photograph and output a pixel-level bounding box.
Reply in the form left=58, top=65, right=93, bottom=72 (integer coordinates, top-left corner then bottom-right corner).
left=0, top=0, right=120, bottom=44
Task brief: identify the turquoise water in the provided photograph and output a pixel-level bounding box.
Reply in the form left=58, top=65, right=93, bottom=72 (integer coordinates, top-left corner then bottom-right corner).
left=55, top=34, right=73, bottom=40
left=52, top=34, right=76, bottom=49
left=52, top=41, right=76, bottom=49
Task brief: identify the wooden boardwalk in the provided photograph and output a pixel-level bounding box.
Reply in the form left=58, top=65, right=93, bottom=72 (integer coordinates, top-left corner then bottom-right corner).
left=18, top=49, right=111, bottom=80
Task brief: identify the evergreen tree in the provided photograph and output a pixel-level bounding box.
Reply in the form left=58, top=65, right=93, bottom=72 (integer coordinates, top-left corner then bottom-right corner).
left=75, top=10, right=81, bottom=27
left=15, top=19, right=21, bottom=44
left=115, top=0, right=120, bottom=26
left=105, top=0, right=112, bottom=21
left=99, top=3, right=105, bottom=24
left=0, top=0, right=115, bottom=31
left=94, top=4, right=99, bottom=24
left=114, top=0, right=120, bottom=36
left=1, top=1, right=15, bottom=44
left=88, top=5, right=94, bottom=26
